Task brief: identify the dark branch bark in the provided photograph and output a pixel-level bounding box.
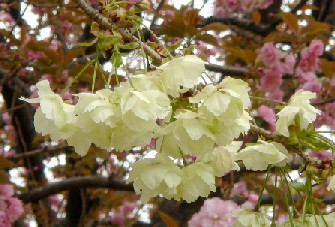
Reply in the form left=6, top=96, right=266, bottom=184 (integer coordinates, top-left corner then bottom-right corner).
left=201, top=0, right=309, bottom=37
left=18, top=176, right=133, bottom=203
left=8, top=145, right=73, bottom=162
left=205, top=64, right=248, bottom=76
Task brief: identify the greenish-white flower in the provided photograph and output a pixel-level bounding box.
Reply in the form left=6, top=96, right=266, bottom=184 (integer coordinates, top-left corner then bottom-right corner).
left=208, top=110, right=251, bottom=146
left=175, top=162, right=216, bottom=203
left=22, top=80, right=72, bottom=129
left=228, top=209, right=270, bottom=227
left=159, top=55, right=205, bottom=97
left=157, top=110, right=216, bottom=157
left=190, top=77, right=250, bottom=117
left=75, top=89, right=122, bottom=127
left=118, top=73, right=165, bottom=93
left=21, top=80, right=93, bottom=156
left=327, top=175, right=335, bottom=191
left=236, top=140, right=289, bottom=171
left=120, top=89, right=171, bottom=132
left=197, top=141, right=241, bottom=176
left=127, top=153, right=182, bottom=203
left=276, top=90, right=321, bottom=137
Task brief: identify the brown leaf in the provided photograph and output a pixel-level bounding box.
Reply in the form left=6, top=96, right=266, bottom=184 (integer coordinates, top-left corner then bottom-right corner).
left=252, top=11, right=261, bottom=24
left=0, top=156, right=16, bottom=169
left=201, top=22, right=228, bottom=32
left=225, top=47, right=256, bottom=64
left=0, top=170, right=10, bottom=183
left=265, top=31, right=296, bottom=43
left=157, top=211, right=179, bottom=227
left=280, top=12, right=299, bottom=33
left=64, top=48, right=85, bottom=65
left=196, top=34, right=218, bottom=45
left=320, top=58, right=335, bottom=78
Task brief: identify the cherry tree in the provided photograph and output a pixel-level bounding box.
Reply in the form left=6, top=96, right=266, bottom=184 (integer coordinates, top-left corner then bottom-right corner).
left=1, top=0, right=335, bottom=226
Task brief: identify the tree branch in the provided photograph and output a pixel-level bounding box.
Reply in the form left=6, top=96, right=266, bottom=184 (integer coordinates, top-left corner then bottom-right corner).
left=8, top=145, right=73, bottom=162
left=200, top=16, right=269, bottom=36
left=201, top=0, right=309, bottom=37
left=18, top=176, right=133, bottom=203
left=18, top=175, right=335, bottom=207
left=205, top=64, right=248, bottom=76
left=74, top=0, right=162, bottom=64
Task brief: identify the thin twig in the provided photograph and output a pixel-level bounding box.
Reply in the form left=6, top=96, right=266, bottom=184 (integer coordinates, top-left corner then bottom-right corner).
left=74, top=0, right=162, bottom=64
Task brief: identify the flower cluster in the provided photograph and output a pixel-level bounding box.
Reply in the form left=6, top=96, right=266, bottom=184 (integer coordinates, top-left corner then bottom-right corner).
left=236, top=140, right=289, bottom=171
left=190, top=196, right=335, bottom=227
left=23, top=55, right=322, bottom=203
left=215, top=0, right=274, bottom=16
left=0, top=184, right=24, bottom=227
left=296, top=39, right=324, bottom=92
left=188, top=197, right=239, bottom=226
left=257, top=42, right=295, bottom=100
left=276, top=90, right=320, bottom=137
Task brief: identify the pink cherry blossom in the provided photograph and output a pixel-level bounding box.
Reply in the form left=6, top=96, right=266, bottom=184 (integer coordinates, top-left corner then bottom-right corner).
left=308, top=39, right=324, bottom=57
left=280, top=54, right=295, bottom=74
left=308, top=150, right=333, bottom=160
left=258, top=105, right=276, bottom=131
left=0, top=184, right=24, bottom=227
left=232, top=181, right=249, bottom=197
left=265, top=89, right=283, bottom=101
left=298, top=39, right=324, bottom=73
left=298, top=52, right=320, bottom=73
left=315, top=112, right=335, bottom=129
left=26, top=50, right=47, bottom=60
left=110, top=201, right=136, bottom=226
left=0, top=184, right=14, bottom=198
left=119, top=201, right=136, bottom=215
left=188, top=197, right=239, bottom=227
left=300, top=79, right=322, bottom=93
left=258, top=43, right=281, bottom=67
left=260, top=70, right=282, bottom=91
left=296, top=70, right=317, bottom=82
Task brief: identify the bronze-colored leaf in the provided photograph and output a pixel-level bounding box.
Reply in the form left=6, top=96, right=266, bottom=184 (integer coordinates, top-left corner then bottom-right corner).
left=157, top=211, right=178, bottom=227
left=0, top=156, right=16, bottom=169
left=320, top=58, right=335, bottom=78
left=201, top=22, right=228, bottom=32
left=280, top=12, right=299, bottom=33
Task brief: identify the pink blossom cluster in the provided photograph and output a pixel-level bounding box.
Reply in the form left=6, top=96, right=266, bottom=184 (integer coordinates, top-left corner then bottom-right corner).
left=0, top=184, right=24, bottom=227
left=231, top=182, right=259, bottom=208
left=110, top=201, right=136, bottom=226
left=296, top=39, right=324, bottom=93
left=188, top=197, right=239, bottom=227
left=258, top=105, right=276, bottom=131
left=196, top=41, right=218, bottom=62
left=0, top=10, right=14, bottom=24
left=257, top=42, right=295, bottom=100
left=215, top=0, right=273, bottom=16
left=315, top=101, right=335, bottom=129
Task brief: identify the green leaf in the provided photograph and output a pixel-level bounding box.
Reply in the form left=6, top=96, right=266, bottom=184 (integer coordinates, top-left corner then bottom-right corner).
left=78, top=37, right=98, bottom=47
left=111, top=52, right=123, bottom=68
left=119, top=42, right=139, bottom=50
left=90, top=22, right=100, bottom=36
left=291, top=182, right=307, bottom=192
left=183, top=45, right=195, bottom=55
left=298, top=130, right=335, bottom=151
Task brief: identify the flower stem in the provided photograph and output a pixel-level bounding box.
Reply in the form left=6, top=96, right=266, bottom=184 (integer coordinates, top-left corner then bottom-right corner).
left=254, top=167, right=271, bottom=212
left=250, top=95, right=286, bottom=105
